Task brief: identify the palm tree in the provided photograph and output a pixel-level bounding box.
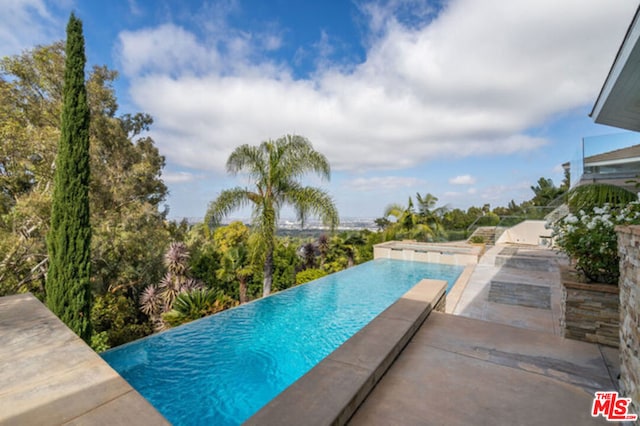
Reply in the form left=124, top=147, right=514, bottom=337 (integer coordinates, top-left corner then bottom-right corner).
left=384, top=198, right=434, bottom=241
left=415, top=192, right=447, bottom=237
left=206, top=135, right=339, bottom=297
left=217, top=245, right=252, bottom=304
left=341, top=233, right=365, bottom=267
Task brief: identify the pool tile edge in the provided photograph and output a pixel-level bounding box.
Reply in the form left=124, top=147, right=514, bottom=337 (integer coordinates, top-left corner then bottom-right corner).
left=244, top=278, right=447, bottom=426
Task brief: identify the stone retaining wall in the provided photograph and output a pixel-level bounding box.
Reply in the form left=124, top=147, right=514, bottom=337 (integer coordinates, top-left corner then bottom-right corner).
left=616, top=225, right=640, bottom=419
left=560, top=267, right=619, bottom=348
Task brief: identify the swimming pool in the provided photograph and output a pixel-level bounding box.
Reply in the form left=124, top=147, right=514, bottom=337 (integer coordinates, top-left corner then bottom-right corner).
left=102, top=259, right=463, bottom=425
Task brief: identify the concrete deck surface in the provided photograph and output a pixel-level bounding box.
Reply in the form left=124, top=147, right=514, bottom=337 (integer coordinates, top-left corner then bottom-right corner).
left=452, top=244, right=566, bottom=335
left=349, top=312, right=619, bottom=426
left=0, top=293, right=168, bottom=426
left=349, top=244, right=623, bottom=425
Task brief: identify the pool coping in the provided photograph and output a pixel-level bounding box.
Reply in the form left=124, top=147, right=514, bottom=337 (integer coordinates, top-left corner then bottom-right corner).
left=445, top=264, right=475, bottom=314
left=244, top=278, right=448, bottom=426
left=0, top=293, right=169, bottom=425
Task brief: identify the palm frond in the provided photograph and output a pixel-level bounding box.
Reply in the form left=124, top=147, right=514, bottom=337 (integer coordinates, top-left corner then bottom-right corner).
left=287, top=185, right=339, bottom=230
left=567, top=183, right=637, bottom=212
left=384, top=203, right=406, bottom=219
left=205, top=187, right=257, bottom=228
left=226, top=144, right=265, bottom=179
left=273, top=135, right=331, bottom=182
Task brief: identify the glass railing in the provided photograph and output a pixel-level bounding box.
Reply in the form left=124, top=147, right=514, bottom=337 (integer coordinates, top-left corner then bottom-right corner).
left=571, top=132, right=640, bottom=188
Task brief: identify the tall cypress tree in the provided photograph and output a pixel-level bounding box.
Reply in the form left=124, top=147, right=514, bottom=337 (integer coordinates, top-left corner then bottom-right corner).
left=46, top=13, right=92, bottom=342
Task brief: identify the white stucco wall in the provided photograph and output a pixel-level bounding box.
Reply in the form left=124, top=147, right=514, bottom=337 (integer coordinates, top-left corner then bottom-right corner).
left=495, top=220, right=551, bottom=246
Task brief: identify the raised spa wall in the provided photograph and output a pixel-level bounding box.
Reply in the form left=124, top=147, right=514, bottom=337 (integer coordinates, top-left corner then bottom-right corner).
left=616, top=225, right=640, bottom=418
left=373, top=241, right=482, bottom=265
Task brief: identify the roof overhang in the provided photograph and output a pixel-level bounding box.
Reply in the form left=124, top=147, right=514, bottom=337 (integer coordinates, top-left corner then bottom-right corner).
left=591, top=7, right=640, bottom=131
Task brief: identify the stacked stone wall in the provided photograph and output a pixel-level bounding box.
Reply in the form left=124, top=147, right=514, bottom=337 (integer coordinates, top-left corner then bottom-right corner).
left=560, top=270, right=619, bottom=348
left=616, top=225, right=640, bottom=419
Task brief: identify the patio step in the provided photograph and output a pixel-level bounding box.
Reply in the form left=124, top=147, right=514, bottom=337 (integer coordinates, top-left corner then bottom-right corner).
left=494, top=247, right=559, bottom=272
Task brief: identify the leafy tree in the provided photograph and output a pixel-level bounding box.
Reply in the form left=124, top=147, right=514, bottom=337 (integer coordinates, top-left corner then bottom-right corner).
left=530, top=177, right=565, bottom=207
left=374, top=217, right=391, bottom=231
left=341, top=233, right=366, bottom=267
left=415, top=192, right=447, bottom=238
left=383, top=198, right=434, bottom=241
left=323, top=232, right=366, bottom=270
left=442, top=208, right=473, bottom=231
left=213, top=221, right=253, bottom=303
left=359, top=230, right=382, bottom=262
left=271, top=238, right=302, bottom=292
left=206, top=135, right=339, bottom=297
left=0, top=42, right=169, bottom=301
left=217, top=245, right=253, bottom=303
left=46, top=14, right=92, bottom=342
left=0, top=39, right=170, bottom=347
left=91, top=292, right=152, bottom=351
left=186, top=223, right=221, bottom=290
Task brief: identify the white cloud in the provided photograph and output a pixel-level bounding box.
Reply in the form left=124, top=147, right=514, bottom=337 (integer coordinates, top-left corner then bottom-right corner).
left=479, top=181, right=532, bottom=202
left=449, top=174, right=476, bottom=185
left=162, top=171, right=199, bottom=183
left=346, top=176, right=425, bottom=191
left=118, top=0, right=638, bottom=174
left=0, top=0, right=64, bottom=58
left=117, top=24, right=222, bottom=77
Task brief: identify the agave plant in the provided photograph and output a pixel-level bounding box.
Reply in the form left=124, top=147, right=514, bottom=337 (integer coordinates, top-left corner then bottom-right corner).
left=162, top=289, right=238, bottom=327
left=140, top=242, right=205, bottom=330
left=164, top=242, right=190, bottom=276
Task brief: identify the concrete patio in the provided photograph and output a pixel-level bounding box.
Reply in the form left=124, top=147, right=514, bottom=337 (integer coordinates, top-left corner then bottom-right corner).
left=349, top=312, right=618, bottom=425
left=349, top=244, right=620, bottom=425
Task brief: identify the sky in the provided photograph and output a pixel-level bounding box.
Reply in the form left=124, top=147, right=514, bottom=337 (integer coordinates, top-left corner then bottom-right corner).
left=2, top=0, right=640, bottom=220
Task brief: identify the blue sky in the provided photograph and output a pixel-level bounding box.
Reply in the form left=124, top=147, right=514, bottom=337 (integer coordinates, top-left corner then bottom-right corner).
left=3, top=0, right=640, bottom=220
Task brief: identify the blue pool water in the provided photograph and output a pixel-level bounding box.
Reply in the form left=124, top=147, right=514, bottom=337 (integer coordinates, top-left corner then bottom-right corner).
left=102, top=259, right=463, bottom=425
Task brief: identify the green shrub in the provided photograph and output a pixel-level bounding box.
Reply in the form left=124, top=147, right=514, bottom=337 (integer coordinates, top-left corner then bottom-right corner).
left=445, top=230, right=467, bottom=241
left=469, top=235, right=485, bottom=244
left=551, top=202, right=640, bottom=284
left=295, top=268, right=328, bottom=285
left=91, top=293, right=152, bottom=348
left=90, top=331, right=110, bottom=353
left=162, top=289, right=238, bottom=327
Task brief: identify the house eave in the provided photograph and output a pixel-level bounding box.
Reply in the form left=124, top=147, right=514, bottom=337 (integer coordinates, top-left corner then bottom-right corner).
left=591, top=6, right=640, bottom=132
